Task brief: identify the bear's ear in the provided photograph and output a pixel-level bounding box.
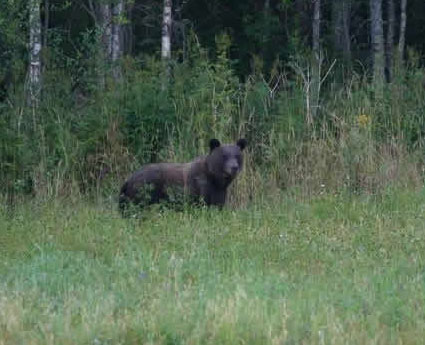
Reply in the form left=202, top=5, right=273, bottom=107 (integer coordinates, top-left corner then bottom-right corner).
left=236, top=138, right=247, bottom=151
left=209, top=138, right=221, bottom=152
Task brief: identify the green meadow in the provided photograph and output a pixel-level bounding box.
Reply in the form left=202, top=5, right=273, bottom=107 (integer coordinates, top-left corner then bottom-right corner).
left=1, top=189, right=425, bottom=345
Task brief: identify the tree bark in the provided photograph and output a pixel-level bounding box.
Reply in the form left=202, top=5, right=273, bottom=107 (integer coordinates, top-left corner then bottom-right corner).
left=96, top=3, right=111, bottom=88
left=43, top=0, right=49, bottom=48
left=28, top=0, right=42, bottom=107
left=312, top=0, right=320, bottom=58
left=111, top=0, right=123, bottom=80
left=295, top=0, right=309, bottom=39
left=333, top=0, right=351, bottom=61
left=161, top=0, right=172, bottom=61
left=123, top=1, right=134, bottom=55
left=385, top=0, right=395, bottom=81
left=310, top=0, right=321, bottom=121
left=161, top=0, right=172, bottom=89
left=99, top=3, right=112, bottom=61
left=370, top=0, right=385, bottom=90
left=398, top=0, right=407, bottom=63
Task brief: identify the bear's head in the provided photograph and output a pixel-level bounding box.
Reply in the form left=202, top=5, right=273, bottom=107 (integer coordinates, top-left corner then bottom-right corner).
left=206, top=138, right=247, bottom=184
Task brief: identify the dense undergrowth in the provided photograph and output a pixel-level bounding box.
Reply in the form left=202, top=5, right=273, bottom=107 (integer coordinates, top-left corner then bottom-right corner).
left=1, top=38, right=425, bottom=203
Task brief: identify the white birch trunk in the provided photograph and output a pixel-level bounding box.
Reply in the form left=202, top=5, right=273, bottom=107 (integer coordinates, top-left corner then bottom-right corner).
left=28, top=0, right=42, bottom=107
left=161, top=0, right=172, bottom=60
left=100, top=3, right=112, bottom=60
left=96, top=3, right=111, bottom=88
left=398, top=0, right=407, bottom=62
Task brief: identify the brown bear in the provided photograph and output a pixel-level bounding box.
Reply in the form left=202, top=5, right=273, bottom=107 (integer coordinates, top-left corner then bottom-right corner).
left=119, top=138, right=247, bottom=215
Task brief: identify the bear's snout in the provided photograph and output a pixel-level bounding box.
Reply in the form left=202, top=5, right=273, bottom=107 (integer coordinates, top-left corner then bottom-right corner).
left=224, top=160, right=240, bottom=177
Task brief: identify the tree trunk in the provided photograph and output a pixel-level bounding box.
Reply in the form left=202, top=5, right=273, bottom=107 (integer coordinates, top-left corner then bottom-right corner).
left=111, top=0, right=123, bottom=81
left=310, top=0, right=321, bottom=122
left=295, top=0, right=309, bottom=39
left=385, top=0, right=395, bottom=81
left=333, top=0, right=351, bottom=61
left=264, top=0, right=270, bottom=12
left=123, top=1, right=134, bottom=55
left=173, top=0, right=186, bottom=60
left=370, top=0, right=385, bottom=91
left=312, top=0, right=320, bottom=57
left=161, top=0, right=172, bottom=61
left=161, top=0, right=172, bottom=89
left=398, top=0, right=407, bottom=63
left=95, top=3, right=111, bottom=88
left=99, top=3, right=112, bottom=61
left=43, top=0, right=49, bottom=48
left=28, top=0, right=42, bottom=107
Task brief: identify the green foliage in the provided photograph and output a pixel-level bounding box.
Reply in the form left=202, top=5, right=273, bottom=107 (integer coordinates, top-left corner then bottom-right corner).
left=119, top=58, right=175, bottom=162
left=2, top=44, right=425, bottom=198
left=0, top=31, right=264, bottom=196
left=0, top=0, right=27, bottom=98
left=2, top=4, right=425, bottom=199
left=170, top=32, right=241, bottom=158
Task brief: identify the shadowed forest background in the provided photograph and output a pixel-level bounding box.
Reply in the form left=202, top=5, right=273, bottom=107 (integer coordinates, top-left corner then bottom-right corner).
left=1, top=0, right=425, bottom=202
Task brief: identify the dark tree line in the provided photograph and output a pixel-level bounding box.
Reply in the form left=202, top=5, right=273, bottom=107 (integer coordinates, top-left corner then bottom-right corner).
left=1, top=0, right=423, bottom=105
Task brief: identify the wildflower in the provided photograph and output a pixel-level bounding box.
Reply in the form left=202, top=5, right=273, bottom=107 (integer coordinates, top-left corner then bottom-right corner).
left=357, top=114, right=371, bottom=128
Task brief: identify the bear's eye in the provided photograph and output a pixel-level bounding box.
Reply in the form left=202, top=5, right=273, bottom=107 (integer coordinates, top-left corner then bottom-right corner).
left=222, top=153, right=229, bottom=160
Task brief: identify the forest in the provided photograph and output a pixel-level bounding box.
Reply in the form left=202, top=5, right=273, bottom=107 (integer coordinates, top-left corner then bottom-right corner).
left=1, top=0, right=425, bottom=199
left=2, top=1, right=425, bottom=344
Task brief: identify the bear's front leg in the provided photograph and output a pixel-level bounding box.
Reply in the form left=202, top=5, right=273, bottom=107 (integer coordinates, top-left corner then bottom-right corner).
left=206, top=189, right=227, bottom=207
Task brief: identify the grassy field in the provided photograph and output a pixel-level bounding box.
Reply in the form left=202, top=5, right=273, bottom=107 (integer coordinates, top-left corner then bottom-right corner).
left=1, top=189, right=425, bottom=345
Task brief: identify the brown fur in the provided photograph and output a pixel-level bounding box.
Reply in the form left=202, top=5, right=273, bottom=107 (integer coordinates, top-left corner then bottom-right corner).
left=119, top=139, right=246, bottom=215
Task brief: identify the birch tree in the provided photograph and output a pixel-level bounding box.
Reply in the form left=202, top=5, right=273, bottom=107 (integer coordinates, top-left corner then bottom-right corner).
left=370, top=0, right=385, bottom=90
left=93, top=0, right=124, bottom=85
left=311, top=0, right=321, bottom=121
left=111, top=0, right=124, bottom=80
left=312, top=0, right=320, bottom=58
left=385, top=0, right=395, bottom=81
left=161, top=0, right=172, bottom=88
left=28, top=0, right=42, bottom=107
left=95, top=2, right=111, bottom=88
left=161, top=0, right=172, bottom=61
left=398, top=0, right=407, bottom=63
left=99, top=3, right=112, bottom=61
left=43, top=0, right=49, bottom=49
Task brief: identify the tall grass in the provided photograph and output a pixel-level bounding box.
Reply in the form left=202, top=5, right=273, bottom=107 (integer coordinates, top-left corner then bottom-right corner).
left=1, top=36, right=425, bottom=202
